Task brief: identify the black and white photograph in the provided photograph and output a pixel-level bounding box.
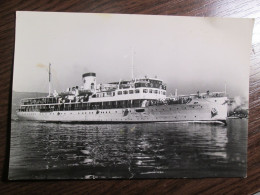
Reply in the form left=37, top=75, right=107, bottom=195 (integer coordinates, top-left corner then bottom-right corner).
left=9, top=11, right=254, bottom=180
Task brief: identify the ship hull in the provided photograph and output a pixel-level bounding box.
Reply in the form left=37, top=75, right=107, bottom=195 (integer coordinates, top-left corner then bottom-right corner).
left=17, top=97, right=228, bottom=124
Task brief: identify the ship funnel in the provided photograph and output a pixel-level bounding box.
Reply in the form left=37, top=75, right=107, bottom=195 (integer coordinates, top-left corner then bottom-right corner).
left=82, top=72, right=96, bottom=93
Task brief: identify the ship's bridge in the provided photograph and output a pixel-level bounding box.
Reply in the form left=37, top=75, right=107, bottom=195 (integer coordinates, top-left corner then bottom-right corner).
left=108, top=77, right=166, bottom=90
left=91, top=77, right=166, bottom=102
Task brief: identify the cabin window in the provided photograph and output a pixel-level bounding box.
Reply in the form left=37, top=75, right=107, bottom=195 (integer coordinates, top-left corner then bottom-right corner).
left=133, top=99, right=141, bottom=107
left=149, top=89, right=152, bottom=93
left=143, top=89, right=148, bottom=93
left=135, top=83, right=141, bottom=88
left=135, top=89, right=140, bottom=93
left=103, top=101, right=111, bottom=109
left=111, top=101, right=117, bottom=108
left=129, top=90, right=134, bottom=94
left=117, top=101, right=124, bottom=108
left=113, top=92, right=115, bottom=96
left=96, top=94, right=99, bottom=98
left=91, top=83, right=94, bottom=90
left=123, top=90, right=128, bottom=95
left=118, top=91, right=122, bottom=95
left=107, top=92, right=112, bottom=96
left=154, top=90, right=158, bottom=94
left=163, top=91, right=166, bottom=95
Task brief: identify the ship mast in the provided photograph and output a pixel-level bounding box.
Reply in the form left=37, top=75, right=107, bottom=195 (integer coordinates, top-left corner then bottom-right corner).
left=48, top=63, right=51, bottom=97
left=131, top=47, right=134, bottom=80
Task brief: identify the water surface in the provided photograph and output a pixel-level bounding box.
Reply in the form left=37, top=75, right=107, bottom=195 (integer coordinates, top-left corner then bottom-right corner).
left=9, top=119, right=247, bottom=179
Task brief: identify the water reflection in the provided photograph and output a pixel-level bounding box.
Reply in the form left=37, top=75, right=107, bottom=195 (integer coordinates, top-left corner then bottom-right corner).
left=9, top=119, right=247, bottom=179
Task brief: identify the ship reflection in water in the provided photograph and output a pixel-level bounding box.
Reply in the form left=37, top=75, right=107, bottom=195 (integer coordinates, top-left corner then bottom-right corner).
left=9, top=118, right=247, bottom=179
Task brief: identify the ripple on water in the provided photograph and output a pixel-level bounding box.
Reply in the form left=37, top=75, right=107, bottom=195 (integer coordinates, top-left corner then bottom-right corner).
left=9, top=119, right=247, bottom=179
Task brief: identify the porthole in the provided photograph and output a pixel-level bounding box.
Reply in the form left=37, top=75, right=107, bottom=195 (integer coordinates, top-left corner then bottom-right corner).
left=195, top=116, right=197, bottom=118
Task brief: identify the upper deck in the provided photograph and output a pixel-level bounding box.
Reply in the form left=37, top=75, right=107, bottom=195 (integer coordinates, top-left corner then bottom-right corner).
left=19, top=76, right=167, bottom=106
left=18, top=72, right=226, bottom=108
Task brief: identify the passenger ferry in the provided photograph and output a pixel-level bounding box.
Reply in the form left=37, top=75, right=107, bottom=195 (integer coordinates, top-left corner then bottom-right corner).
left=16, top=67, right=228, bottom=124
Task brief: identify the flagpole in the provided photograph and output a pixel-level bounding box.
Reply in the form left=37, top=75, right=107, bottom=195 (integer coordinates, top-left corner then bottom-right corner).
left=131, top=47, right=134, bottom=80
left=49, top=63, right=51, bottom=97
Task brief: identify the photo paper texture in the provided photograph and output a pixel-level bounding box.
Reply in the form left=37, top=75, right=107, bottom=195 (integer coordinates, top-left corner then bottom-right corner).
left=9, top=11, right=254, bottom=179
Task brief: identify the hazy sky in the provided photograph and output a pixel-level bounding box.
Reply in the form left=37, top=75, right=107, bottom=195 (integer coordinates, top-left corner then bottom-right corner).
left=13, top=12, right=254, bottom=98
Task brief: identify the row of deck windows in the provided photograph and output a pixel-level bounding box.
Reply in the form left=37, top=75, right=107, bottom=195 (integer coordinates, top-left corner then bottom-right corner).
left=19, top=99, right=146, bottom=112
left=21, top=112, right=198, bottom=119
left=117, top=89, right=166, bottom=95
left=19, top=102, right=203, bottom=113
left=95, top=89, right=166, bottom=98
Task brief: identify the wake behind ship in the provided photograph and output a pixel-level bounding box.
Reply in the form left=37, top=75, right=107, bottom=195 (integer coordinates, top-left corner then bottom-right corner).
left=16, top=71, right=228, bottom=124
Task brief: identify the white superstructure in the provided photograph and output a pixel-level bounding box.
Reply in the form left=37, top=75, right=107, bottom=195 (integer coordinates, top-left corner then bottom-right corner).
left=16, top=72, right=228, bottom=124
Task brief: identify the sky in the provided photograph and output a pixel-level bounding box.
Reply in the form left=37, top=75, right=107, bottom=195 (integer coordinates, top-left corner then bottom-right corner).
left=13, top=11, right=254, bottom=98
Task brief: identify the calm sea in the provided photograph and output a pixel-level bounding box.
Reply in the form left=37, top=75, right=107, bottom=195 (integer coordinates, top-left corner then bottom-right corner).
left=8, top=119, right=247, bottom=180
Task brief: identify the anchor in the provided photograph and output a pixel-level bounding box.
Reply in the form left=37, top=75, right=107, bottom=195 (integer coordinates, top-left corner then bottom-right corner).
left=211, top=108, right=218, bottom=118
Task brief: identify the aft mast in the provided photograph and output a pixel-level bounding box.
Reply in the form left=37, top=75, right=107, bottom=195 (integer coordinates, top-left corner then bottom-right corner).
left=48, top=63, right=51, bottom=97
left=131, top=47, right=134, bottom=80
left=224, top=84, right=227, bottom=96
